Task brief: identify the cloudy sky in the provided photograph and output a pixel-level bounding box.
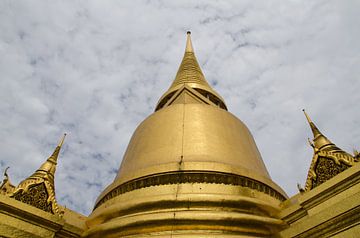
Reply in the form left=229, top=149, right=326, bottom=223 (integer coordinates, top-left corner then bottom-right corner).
left=0, top=1, right=359, bottom=215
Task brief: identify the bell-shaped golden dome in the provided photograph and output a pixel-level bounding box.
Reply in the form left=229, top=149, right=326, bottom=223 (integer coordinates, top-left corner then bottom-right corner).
left=84, top=33, right=287, bottom=237
left=104, top=103, right=277, bottom=191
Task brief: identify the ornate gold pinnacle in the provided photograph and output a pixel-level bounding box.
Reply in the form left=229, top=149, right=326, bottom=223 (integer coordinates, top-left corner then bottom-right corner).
left=303, top=110, right=358, bottom=191
left=155, top=32, right=226, bottom=110
left=9, top=134, right=67, bottom=215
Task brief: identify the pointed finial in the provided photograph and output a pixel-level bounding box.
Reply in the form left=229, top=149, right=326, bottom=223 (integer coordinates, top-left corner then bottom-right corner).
left=185, top=31, right=194, bottom=52
left=10, top=134, right=67, bottom=214
left=302, top=112, right=357, bottom=191
left=302, top=109, right=322, bottom=138
left=303, top=109, right=342, bottom=154
left=4, top=167, right=10, bottom=179
left=303, top=109, right=312, bottom=124
left=155, top=31, right=227, bottom=111
left=58, top=133, right=66, bottom=147
left=47, top=133, right=66, bottom=164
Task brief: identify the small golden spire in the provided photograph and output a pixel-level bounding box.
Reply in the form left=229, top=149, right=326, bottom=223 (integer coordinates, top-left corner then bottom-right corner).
left=58, top=133, right=66, bottom=147
left=185, top=31, right=193, bottom=52
left=303, top=110, right=358, bottom=191
left=171, top=31, right=209, bottom=89
left=34, top=133, right=66, bottom=183
left=47, top=133, right=66, bottom=164
left=155, top=32, right=226, bottom=110
left=10, top=134, right=67, bottom=214
left=303, top=109, right=312, bottom=123
left=302, top=109, right=322, bottom=139
left=22, top=133, right=67, bottom=182
left=302, top=109, right=332, bottom=149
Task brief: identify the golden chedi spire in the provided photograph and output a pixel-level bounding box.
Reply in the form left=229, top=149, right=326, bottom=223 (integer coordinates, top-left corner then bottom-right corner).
left=156, top=31, right=227, bottom=111
left=10, top=134, right=66, bottom=215
left=185, top=31, right=194, bottom=52
left=303, top=110, right=358, bottom=191
left=303, top=110, right=335, bottom=150
left=28, top=133, right=66, bottom=185
left=84, top=33, right=287, bottom=238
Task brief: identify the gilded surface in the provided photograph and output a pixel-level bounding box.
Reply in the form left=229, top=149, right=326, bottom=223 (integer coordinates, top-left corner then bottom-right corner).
left=1, top=32, right=359, bottom=238
left=303, top=110, right=358, bottom=191
left=12, top=182, right=53, bottom=213
left=86, top=33, right=287, bottom=237
left=94, top=170, right=286, bottom=210
left=99, top=103, right=285, bottom=202
left=85, top=181, right=286, bottom=237
left=278, top=163, right=360, bottom=238
left=3, top=134, right=66, bottom=215
left=156, top=32, right=226, bottom=111
left=0, top=192, right=86, bottom=237
left=312, top=157, right=349, bottom=189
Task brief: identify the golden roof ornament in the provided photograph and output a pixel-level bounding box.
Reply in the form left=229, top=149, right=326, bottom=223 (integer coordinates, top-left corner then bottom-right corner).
left=303, top=110, right=358, bottom=191
left=0, top=167, right=15, bottom=195
left=9, top=134, right=67, bottom=215
left=155, top=31, right=227, bottom=111
left=354, top=149, right=360, bottom=160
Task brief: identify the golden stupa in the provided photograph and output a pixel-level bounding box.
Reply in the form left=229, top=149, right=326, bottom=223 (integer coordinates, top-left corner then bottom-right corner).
left=83, top=32, right=287, bottom=237
left=0, top=32, right=359, bottom=238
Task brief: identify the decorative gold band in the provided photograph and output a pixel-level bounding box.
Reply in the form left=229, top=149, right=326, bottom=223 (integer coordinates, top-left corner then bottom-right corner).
left=94, top=171, right=286, bottom=210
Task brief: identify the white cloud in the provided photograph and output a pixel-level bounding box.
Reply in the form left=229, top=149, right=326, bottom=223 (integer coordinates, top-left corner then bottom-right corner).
left=0, top=1, right=359, bottom=215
